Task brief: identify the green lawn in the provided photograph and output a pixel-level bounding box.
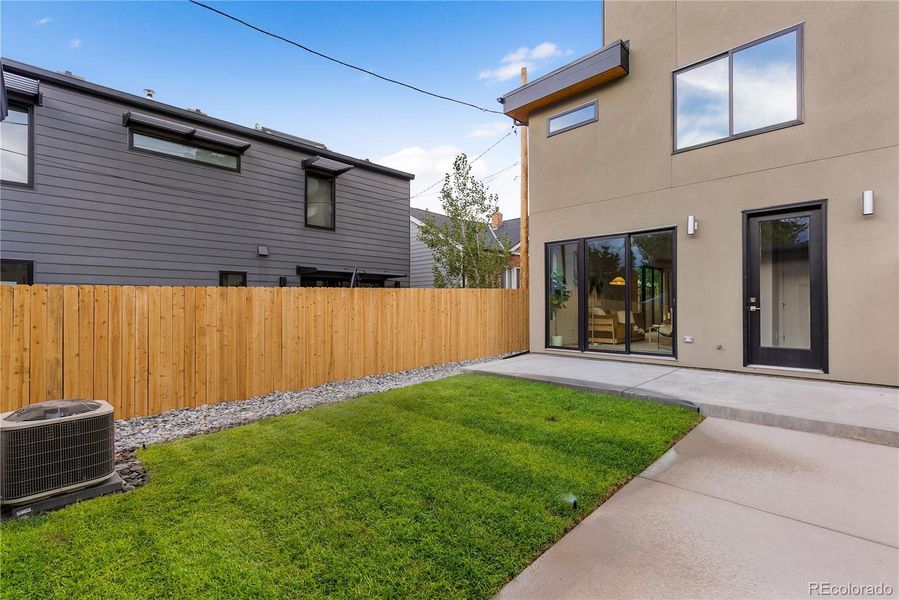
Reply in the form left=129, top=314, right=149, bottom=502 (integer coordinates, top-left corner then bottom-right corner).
left=1, top=374, right=700, bottom=599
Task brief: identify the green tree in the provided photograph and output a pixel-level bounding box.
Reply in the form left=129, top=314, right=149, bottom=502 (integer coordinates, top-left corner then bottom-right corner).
left=417, top=154, right=511, bottom=288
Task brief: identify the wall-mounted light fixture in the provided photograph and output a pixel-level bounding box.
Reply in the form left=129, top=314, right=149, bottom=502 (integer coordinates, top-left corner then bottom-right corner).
left=862, top=190, right=874, bottom=216
left=687, top=215, right=699, bottom=235
left=257, top=245, right=270, bottom=256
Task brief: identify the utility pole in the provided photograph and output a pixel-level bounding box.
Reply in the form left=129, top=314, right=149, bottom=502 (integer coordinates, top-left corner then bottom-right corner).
left=519, top=67, right=529, bottom=291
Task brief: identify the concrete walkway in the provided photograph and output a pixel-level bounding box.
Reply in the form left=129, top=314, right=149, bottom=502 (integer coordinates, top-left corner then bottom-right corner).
left=466, top=354, right=899, bottom=446
left=498, top=418, right=899, bottom=599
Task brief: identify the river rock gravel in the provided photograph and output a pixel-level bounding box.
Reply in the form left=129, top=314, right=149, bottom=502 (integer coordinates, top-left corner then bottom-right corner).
left=114, top=355, right=512, bottom=454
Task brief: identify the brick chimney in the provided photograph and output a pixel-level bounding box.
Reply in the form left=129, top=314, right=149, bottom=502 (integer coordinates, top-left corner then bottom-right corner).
left=490, top=211, right=503, bottom=230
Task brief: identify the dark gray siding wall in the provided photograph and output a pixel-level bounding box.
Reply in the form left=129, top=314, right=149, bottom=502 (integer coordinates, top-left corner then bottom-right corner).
left=409, top=220, right=435, bottom=288
left=0, top=82, right=411, bottom=286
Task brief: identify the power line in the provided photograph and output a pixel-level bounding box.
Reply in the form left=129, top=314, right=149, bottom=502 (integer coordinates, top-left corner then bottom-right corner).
left=481, top=161, right=518, bottom=182
left=188, top=0, right=505, bottom=115
left=410, top=127, right=515, bottom=199
left=411, top=160, right=518, bottom=200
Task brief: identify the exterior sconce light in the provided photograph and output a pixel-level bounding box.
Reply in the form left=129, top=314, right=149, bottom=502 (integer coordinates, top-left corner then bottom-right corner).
left=257, top=245, right=270, bottom=256
left=687, top=215, right=699, bottom=235
left=862, top=190, right=874, bottom=216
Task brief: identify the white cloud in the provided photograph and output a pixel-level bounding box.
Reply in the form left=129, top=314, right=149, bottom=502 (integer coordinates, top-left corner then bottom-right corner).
left=479, top=42, right=570, bottom=83
left=467, top=121, right=512, bottom=139
left=36, top=17, right=52, bottom=25
left=69, top=38, right=81, bottom=48
left=378, top=145, right=520, bottom=217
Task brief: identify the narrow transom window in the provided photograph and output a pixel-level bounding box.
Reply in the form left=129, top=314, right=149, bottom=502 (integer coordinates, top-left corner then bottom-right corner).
left=1, top=104, right=33, bottom=185
left=131, top=131, right=239, bottom=170
left=674, top=24, right=802, bottom=152
left=305, top=172, right=336, bottom=230
left=548, top=101, right=598, bottom=136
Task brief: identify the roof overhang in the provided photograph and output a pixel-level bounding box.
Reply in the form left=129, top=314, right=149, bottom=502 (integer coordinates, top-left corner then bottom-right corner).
left=0, top=58, right=414, bottom=180
left=498, top=40, right=629, bottom=123
left=302, top=156, right=354, bottom=176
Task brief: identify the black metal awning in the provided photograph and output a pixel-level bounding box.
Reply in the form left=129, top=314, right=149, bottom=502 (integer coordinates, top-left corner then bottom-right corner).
left=1, top=64, right=42, bottom=120
left=122, top=111, right=251, bottom=153
left=302, top=156, right=354, bottom=176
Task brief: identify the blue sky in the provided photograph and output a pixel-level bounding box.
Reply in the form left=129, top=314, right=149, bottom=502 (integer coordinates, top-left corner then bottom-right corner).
left=1, top=1, right=602, bottom=217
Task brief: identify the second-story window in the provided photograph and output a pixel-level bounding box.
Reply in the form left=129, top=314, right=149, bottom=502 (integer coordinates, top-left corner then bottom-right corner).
left=131, top=131, right=239, bottom=170
left=1, top=103, right=33, bottom=186
left=305, top=172, right=335, bottom=230
left=548, top=101, right=598, bottom=136
left=674, top=24, right=802, bottom=152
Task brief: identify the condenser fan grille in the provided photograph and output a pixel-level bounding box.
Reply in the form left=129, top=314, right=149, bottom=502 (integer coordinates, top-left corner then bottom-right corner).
left=1, top=413, right=115, bottom=503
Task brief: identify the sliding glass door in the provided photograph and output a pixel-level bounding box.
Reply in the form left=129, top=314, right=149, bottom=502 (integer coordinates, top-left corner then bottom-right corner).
left=586, top=237, right=627, bottom=351
left=546, top=229, right=675, bottom=356
left=546, top=241, right=580, bottom=349
left=630, top=231, right=675, bottom=355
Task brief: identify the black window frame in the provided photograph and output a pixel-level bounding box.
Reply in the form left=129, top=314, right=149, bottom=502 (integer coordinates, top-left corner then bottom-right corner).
left=547, top=100, right=598, bottom=137
left=128, top=127, right=241, bottom=172
left=545, top=226, right=677, bottom=358
left=1, top=259, right=35, bottom=285
left=1, top=100, right=35, bottom=188
left=672, top=23, right=804, bottom=153
left=304, top=170, right=337, bottom=231
left=218, top=271, right=247, bottom=287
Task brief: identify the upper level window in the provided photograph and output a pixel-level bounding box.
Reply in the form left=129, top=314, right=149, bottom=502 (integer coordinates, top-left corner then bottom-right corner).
left=548, top=101, right=598, bottom=136
left=305, top=172, right=335, bottom=230
left=131, top=131, right=239, bottom=170
left=1, top=104, right=32, bottom=185
left=674, top=25, right=802, bottom=152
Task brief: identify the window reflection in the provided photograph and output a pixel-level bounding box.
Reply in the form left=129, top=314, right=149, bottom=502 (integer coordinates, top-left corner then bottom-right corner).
left=674, top=27, right=801, bottom=150
left=630, top=231, right=674, bottom=355
left=733, top=30, right=798, bottom=134
left=1, top=105, right=30, bottom=184
left=132, top=132, right=238, bottom=169
left=759, top=217, right=810, bottom=349
left=548, top=102, right=597, bottom=135
left=587, top=237, right=629, bottom=351
left=675, top=56, right=729, bottom=149
left=547, top=242, right=580, bottom=348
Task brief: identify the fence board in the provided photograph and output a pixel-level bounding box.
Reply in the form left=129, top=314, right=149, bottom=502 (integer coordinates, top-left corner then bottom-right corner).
left=1, top=286, right=527, bottom=419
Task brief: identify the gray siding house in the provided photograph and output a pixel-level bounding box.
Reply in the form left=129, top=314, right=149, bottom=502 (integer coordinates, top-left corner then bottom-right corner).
left=409, top=207, right=520, bottom=288
left=0, top=59, right=414, bottom=288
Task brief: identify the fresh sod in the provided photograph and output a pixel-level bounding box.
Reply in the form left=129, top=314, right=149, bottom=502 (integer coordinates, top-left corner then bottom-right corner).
left=1, top=374, right=700, bottom=599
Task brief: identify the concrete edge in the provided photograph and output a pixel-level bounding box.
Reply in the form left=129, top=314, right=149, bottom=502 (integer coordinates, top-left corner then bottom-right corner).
left=698, top=404, right=899, bottom=447
left=464, top=367, right=899, bottom=447
left=463, top=367, right=701, bottom=412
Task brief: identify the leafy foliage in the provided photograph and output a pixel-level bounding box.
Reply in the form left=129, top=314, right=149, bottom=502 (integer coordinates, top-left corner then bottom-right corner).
left=417, top=154, right=511, bottom=288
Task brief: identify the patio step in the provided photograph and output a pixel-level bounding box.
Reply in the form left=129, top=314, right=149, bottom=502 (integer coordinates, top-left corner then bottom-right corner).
left=464, top=354, right=899, bottom=447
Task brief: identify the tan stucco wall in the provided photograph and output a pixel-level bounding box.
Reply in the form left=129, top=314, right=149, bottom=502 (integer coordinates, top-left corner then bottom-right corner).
left=526, top=0, right=899, bottom=385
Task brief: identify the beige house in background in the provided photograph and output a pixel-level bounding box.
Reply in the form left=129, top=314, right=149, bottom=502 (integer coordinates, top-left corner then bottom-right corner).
left=499, top=1, right=898, bottom=386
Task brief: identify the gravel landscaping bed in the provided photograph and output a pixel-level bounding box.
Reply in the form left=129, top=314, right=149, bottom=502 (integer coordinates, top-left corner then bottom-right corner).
left=115, top=355, right=513, bottom=454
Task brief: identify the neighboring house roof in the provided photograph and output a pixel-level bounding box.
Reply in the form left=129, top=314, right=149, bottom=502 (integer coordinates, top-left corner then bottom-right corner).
left=0, top=58, right=414, bottom=181
left=410, top=207, right=520, bottom=253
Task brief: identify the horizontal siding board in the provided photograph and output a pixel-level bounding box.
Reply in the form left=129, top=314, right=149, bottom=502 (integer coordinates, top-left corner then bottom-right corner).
left=3, top=80, right=410, bottom=286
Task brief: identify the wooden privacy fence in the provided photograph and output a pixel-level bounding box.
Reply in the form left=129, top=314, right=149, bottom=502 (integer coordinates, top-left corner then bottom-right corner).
left=1, top=285, right=528, bottom=419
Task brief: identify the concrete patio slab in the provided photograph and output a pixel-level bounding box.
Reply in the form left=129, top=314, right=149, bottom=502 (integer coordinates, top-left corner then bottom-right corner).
left=498, top=419, right=899, bottom=599
left=466, top=354, right=899, bottom=446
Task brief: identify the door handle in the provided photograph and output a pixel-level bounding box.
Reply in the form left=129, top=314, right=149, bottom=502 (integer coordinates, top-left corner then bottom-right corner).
left=748, top=305, right=761, bottom=312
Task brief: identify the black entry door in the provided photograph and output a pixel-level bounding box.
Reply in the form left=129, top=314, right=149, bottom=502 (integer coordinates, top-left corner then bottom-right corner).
left=745, top=204, right=827, bottom=370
